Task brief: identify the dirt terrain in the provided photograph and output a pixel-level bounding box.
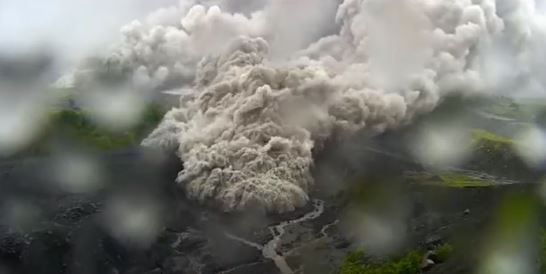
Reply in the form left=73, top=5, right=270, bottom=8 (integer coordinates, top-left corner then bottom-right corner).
left=0, top=145, right=539, bottom=274
left=0, top=97, right=544, bottom=274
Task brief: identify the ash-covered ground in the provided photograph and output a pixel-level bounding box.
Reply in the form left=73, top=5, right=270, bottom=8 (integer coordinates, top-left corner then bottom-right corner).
left=3, top=0, right=546, bottom=273
left=0, top=96, right=545, bottom=274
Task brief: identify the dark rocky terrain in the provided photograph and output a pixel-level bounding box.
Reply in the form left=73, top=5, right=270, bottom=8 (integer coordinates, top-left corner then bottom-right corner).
left=0, top=148, right=539, bottom=274
left=0, top=96, right=544, bottom=274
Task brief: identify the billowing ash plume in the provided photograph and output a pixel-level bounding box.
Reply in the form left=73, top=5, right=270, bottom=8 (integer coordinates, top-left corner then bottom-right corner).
left=72, top=0, right=339, bottom=91
left=75, top=0, right=545, bottom=212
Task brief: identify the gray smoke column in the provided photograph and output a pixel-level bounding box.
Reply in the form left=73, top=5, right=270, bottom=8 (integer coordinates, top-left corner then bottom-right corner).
left=64, top=0, right=546, bottom=212
left=133, top=0, right=510, bottom=212
left=71, top=0, right=339, bottom=91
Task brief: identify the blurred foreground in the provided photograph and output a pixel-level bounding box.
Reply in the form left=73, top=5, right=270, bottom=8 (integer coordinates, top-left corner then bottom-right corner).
left=0, top=95, right=545, bottom=273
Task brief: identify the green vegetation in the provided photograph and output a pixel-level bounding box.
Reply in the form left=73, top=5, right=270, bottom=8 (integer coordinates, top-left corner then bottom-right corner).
left=433, top=243, right=453, bottom=263
left=339, top=251, right=423, bottom=274
left=438, top=173, right=493, bottom=188
left=469, top=128, right=533, bottom=179
left=407, top=129, right=522, bottom=187
left=471, top=129, right=514, bottom=146
left=18, top=104, right=165, bottom=156
left=136, top=103, right=166, bottom=136
left=480, top=96, right=546, bottom=123
left=538, top=229, right=546, bottom=274
left=339, top=244, right=454, bottom=274
left=51, top=104, right=164, bottom=150
left=406, top=171, right=494, bottom=188
left=480, top=195, right=542, bottom=273
left=482, top=96, right=524, bottom=120
left=471, top=129, right=515, bottom=154
left=51, top=109, right=136, bottom=150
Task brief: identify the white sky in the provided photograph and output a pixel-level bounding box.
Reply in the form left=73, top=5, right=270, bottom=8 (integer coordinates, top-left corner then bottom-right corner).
left=0, top=0, right=178, bottom=61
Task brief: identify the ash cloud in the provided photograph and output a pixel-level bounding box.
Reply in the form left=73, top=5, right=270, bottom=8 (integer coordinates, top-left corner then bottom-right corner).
left=70, top=0, right=546, bottom=212
left=0, top=0, right=181, bottom=67
left=71, top=0, right=339, bottom=92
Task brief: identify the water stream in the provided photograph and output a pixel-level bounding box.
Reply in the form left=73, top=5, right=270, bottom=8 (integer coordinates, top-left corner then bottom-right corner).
left=225, top=199, right=325, bottom=274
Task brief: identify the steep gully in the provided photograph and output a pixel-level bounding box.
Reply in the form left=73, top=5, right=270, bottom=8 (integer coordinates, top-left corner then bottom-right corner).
left=224, top=199, right=326, bottom=274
